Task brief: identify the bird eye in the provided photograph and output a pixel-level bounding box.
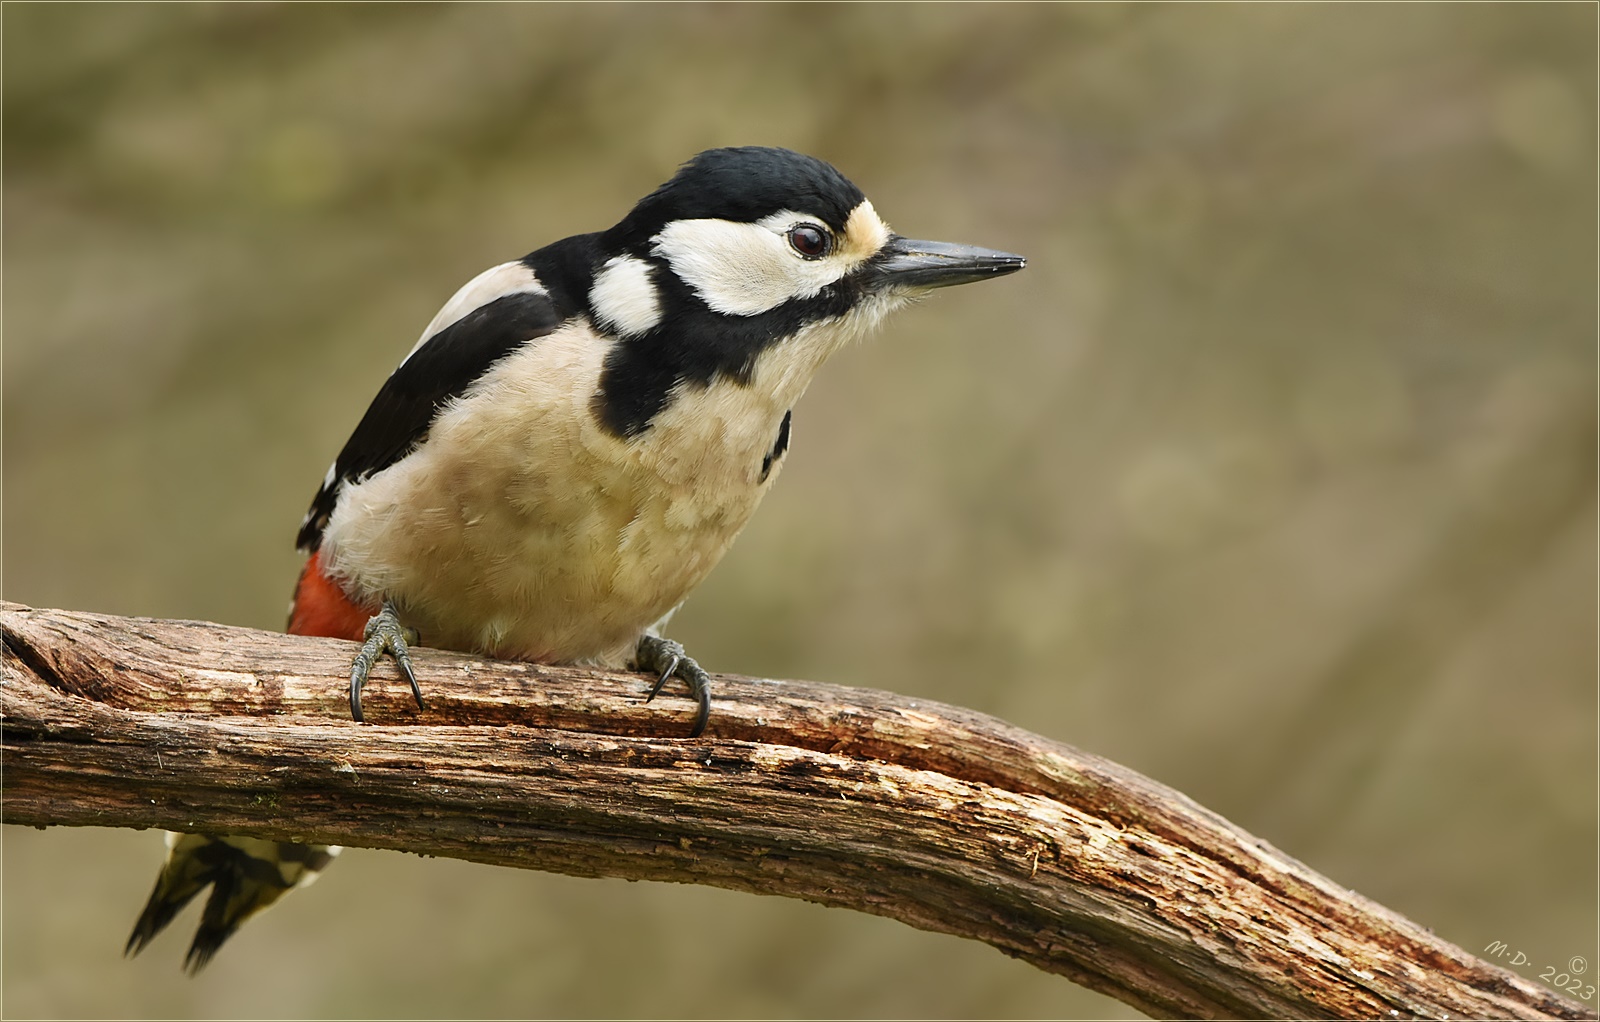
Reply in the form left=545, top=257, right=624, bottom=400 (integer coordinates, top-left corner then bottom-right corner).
left=787, top=224, right=830, bottom=259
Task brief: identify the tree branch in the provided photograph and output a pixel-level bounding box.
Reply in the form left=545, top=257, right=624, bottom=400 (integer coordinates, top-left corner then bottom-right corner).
left=1, top=601, right=1587, bottom=1020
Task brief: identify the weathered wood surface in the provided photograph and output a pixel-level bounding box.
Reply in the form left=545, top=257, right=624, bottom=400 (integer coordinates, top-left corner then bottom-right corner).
left=1, top=602, right=1588, bottom=1020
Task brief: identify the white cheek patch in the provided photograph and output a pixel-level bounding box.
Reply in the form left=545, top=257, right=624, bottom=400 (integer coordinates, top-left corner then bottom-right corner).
left=652, top=219, right=810, bottom=316
left=653, top=210, right=869, bottom=317
left=589, top=254, right=662, bottom=336
left=405, top=261, right=546, bottom=361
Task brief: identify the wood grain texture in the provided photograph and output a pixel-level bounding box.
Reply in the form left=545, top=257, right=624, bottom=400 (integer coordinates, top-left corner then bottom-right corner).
left=1, top=602, right=1588, bottom=1020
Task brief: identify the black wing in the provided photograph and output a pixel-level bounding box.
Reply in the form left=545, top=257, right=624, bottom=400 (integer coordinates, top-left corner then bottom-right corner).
left=295, top=288, right=566, bottom=552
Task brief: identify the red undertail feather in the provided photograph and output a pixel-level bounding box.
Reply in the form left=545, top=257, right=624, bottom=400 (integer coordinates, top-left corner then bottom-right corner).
left=287, top=550, right=372, bottom=640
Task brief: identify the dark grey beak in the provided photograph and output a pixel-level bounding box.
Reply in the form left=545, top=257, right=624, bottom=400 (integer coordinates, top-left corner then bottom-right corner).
left=866, top=235, right=1026, bottom=291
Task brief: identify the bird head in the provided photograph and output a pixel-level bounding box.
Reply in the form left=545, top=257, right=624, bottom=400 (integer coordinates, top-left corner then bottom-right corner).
left=585, top=147, right=1025, bottom=438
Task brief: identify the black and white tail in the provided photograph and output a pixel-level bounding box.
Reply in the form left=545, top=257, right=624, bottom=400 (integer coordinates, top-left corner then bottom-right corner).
left=126, top=833, right=339, bottom=973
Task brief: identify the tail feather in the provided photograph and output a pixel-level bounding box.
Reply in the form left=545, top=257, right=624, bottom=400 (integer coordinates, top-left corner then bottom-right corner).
left=182, top=864, right=282, bottom=974
left=126, top=834, right=339, bottom=972
left=126, top=554, right=359, bottom=972
left=125, top=833, right=212, bottom=959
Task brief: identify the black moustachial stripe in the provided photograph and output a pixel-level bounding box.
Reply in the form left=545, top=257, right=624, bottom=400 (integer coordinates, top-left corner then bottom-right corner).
left=592, top=264, right=864, bottom=439
left=585, top=149, right=871, bottom=440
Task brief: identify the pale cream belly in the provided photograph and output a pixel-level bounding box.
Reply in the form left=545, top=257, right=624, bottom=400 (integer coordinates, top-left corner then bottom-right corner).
left=317, top=324, right=786, bottom=668
left=345, top=470, right=758, bottom=668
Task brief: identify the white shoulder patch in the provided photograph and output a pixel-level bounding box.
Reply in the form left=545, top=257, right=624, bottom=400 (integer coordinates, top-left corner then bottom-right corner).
left=589, top=254, right=662, bottom=336
left=405, top=261, right=546, bottom=361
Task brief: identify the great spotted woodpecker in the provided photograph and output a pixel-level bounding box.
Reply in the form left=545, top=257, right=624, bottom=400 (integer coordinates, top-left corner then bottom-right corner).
left=126, top=147, right=1025, bottom=971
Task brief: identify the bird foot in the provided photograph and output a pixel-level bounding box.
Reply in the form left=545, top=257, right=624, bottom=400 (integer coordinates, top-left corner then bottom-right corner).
left=349, top=600, right=424, bottom=722
left=634, top=635, right=712, bottom=737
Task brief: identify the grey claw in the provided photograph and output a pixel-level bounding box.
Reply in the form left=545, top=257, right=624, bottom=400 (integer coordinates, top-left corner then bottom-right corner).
left=394, top=644, right=425, bottom=710
left=635, top=636, right=713, bottom=737
left=686, top=683, right=711, bottom=738
left=350, top=601, right=423, bottom=722
left=646, top=654, right=681, bottom=702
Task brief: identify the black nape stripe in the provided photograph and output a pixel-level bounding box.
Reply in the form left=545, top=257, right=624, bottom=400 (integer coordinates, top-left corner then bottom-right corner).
left=760, top=410, right=792, bottom=483
left=593, top=269, right=861, bottom=439
left=590, top=149, right=872, bottom=440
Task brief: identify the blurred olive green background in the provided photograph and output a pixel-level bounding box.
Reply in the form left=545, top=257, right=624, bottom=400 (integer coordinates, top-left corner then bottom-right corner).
left=4, top=3, right=1595, bottom=1018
